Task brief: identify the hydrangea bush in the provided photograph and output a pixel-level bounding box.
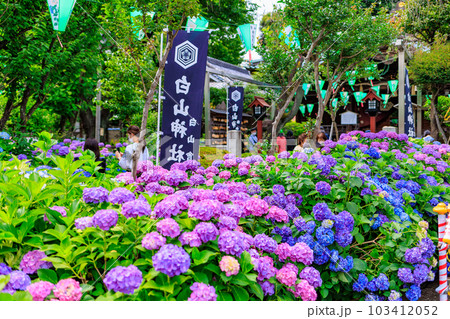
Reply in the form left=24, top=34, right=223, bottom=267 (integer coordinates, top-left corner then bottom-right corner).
left=0, top=130, right=448, bottom=301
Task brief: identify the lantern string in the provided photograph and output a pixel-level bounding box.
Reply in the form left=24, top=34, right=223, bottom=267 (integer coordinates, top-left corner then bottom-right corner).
left=56, top=33, right=64, bottom=48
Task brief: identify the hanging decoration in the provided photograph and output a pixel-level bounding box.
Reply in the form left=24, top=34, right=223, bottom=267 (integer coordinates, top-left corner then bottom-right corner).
left=388, top=80, right=399, bottom=94
left=346, top=71, right=357, bottom=90
left=318, top=80, right=325, bottom=90
left=279, top=25, right=301, bottom=48
left=367, top=64, right=377, bottom=86
left=299, top=105, right=306, bottom=116
left=186, top=16, right=209, bottom=31
left=321, top=90, right=327, bottom=99
left=130, top=10, right=155, bottom=40
left=302, top=83, right=311, bottom=96
left=354, top=92, right=367, bottom=107
left=371, top=86, right=380, bottom=97
left=340, top=91, right=349, bottom=105
left=47, top=0, right=77, bottom=32
left=237, top=24, right=257, bottom=61
left=307, top=104, right=314, bottom=114
left=332, top=98, right=338, bottom=110
left=381, top=94, right=390, bottom=108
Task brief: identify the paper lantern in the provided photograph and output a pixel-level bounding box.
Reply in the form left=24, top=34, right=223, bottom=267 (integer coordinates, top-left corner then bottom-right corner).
left=340, top=91, right=349, bottom=105
left=302, top=83, right=311, bottom=96
left=237, top=24, right=257, bottom=52
left=307, top=104, right=314, bottom=114
left=388, top=80, right=399, bottom=94
left=186, top=16, right=209, bottom=31
left=47, top=0, right=77, bottom=32
left=371, top=86, right=380, bottom=97
left=299, top=105, right=306, bottom=116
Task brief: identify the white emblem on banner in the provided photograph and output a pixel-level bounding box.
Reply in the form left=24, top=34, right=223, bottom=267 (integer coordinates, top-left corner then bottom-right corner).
left=174, top=41, right=198, bottom=69
left=174, top=99, right=189, bottom=116
left=232, top=114, right=238, bottom=120
left=187, top=135, right=195, bottom=144
left=175, top=76, right=191, bottom=95
left=231, top=90, right=241, bottom=102
left=186, top=151, right=194, bottom=161
left=231, top=104, right=238, bottom=112
left=189, top=118, right=197, bottom=127
left=170, top=119, right=187, bottom=138
left=168, top=144, right=185, bottom=162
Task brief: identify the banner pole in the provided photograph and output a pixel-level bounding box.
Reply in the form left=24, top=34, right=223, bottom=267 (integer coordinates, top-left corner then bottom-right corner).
left=156, top=31, right=164, bottom=166
left=434, top=203, right=449, bottom=301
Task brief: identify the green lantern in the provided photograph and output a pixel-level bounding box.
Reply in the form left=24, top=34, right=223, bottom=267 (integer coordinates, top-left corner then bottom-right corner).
left=371, top=86, right=380, bottom=97
left=332, top=98, right=338, bottom=110
left=186, top=16, right=209, bottom=31
left=237, top=24, right=257, bottom=52
left=302, top=83, right=311, bottom=96
left=307, top=104, right=314, bottom=114
left=47, top=0, right=77, bottom=32
left=340, top=91, right=349, bottom=105
left=318, top=80, right=325, bottom=90
left=354, top=92, right=367, bottom=106
left=321, top=90, right=327, bottom=99
left=388, top=80, right=399, bottom=94
left=299, top=105, right=306, bottom=116
left=346, top=71, right=357, bottom=90
left=382, top=94, right=390, bottom=108
left=279, top=25, right=300, bottom=48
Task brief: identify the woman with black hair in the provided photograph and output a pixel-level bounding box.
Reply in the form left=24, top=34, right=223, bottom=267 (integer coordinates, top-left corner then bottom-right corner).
left=84, top=138, right=106, bottom=173
left=115, top=125, right=149, bottom=171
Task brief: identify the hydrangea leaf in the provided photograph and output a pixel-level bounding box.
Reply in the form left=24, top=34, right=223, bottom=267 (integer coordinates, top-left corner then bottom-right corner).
left=37, top=269, right=58, bottom=284
left=353, top=258, right=367, bottom=272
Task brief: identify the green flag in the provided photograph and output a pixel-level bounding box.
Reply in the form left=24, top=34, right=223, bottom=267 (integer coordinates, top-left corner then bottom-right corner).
left=321, top=90, right=327, bottom=99
left=47, top=0, right=77, bottom=32
left=354, top=92, right=367, bottom=104
left=302, top=83, right=311, bottom=96
left=237, top=24, right=257, bottom=51
left=186, top=16, right=209, bottom=31
left=388, top=80, right=399, bottom=93
left=299, top=105, right=306, bottom=116
left=307, top=104, right=314, bottom=113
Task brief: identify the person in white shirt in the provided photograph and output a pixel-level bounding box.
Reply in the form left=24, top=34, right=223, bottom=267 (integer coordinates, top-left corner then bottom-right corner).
left=115, top=125, right=149, bottom=171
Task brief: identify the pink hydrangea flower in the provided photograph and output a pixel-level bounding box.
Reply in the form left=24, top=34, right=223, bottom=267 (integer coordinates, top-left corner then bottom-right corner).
left=53, top=278, right=82, bottom=301
left=27, top=281, right=55, bottom=301
left=266, top=206, right=289, bottom=223
left=218, top=171, right=231, bottom=180
left=276, top=266, right=297, bottom=286
left=219, top=256, right=240, bottom=277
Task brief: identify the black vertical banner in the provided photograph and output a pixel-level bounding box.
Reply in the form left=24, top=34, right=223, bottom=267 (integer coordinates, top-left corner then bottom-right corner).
left=160, top=30, right=210, bottom=168
left=227, top=86, right=244, bottom=131
left=404, top=67, right=415, bottom=137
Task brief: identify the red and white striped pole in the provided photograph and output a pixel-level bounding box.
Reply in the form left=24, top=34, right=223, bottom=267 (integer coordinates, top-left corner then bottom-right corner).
left=434, top=203, right=449, bottom=301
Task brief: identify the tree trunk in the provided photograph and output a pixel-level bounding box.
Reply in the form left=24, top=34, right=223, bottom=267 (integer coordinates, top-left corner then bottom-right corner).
left=435, top=113, right=447, bottom=142
left=0, top=81, right=17, bottom=130
left=79, top=108, right=96, bottom=138
left=429, top=90, right=439, bottom=139
left=132, top=31, right=177, bottom=179
left=58, top=115, right=67, bottom=134
left=101, top=108, right=111, bottom=142
left=277, top=85, right=304, bottom=132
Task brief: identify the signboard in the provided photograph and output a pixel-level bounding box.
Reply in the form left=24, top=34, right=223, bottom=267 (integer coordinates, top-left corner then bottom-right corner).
left=341, top=111, right=358, bottom=125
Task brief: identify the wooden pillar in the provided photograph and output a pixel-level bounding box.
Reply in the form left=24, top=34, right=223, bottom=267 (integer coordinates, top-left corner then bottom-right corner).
left=204, top=72, right=211, bottom=146
left=370, top=116, right=376, bottom=133
left=257, top=120, right=263, bottom=141
left=417, top=88, right=423, bottom=137
left=398, top=44, right=406, bottom=134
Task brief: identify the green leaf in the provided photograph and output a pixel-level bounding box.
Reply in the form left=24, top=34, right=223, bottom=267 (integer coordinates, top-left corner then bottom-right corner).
left=0, top=275, right=9, bottom=291
left=230, top=272, right=250, bottom=286
left=353, top=258, right=367, bottom=272
left=320, top=288, right=329, bottom=298
left=231, top=285, right=249, bottom=301
left=338, top=272, right=351, bottom=283
left=238, top=251, right=254, bottom=273
left=349, top=176, right=363, bottom=188
left=37, top=269, right=58, bottom=284
left=13, top=291, right=33, bottom=301
left=249, top=282, right=264, bottom=300
left=346, top=202, right=359, bottom=215
left=192, top=250, right=217, bottom=266
left=355, top=233, right=364, bottom=244
left=217, top=291, right=233, bottom=301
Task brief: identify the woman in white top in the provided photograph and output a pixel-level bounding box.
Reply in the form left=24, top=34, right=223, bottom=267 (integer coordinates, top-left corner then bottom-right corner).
left=294, top=133, right=308, bottom=152
left=115, top=125, right=149, bottom=171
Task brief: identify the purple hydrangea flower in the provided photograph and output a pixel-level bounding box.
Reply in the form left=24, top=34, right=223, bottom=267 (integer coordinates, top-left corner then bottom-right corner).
left=188, top=200, right=223, bottom=221
left=156, top=218, right=181, bottom=238
left=316, top=181, right=331, bottom=196
left=398, top=268, right=414, bottom=283
left=0, top=263, right=12, bottom=275
left=164, top=169, right=188, bottom=186
left=243, top=198, right=269, bottom=217
left=75, top=217, right=93, bottom=230
left=109, top=188, right=135, bottom=204
left=152, top=244, right=191, bottom=277
left=218, top=231, right=247, bottom=257
left=405, top=284, right=421, bottom=301
left=121, top=199, right=152, bottom=218
left=299, top=267, right=322, bottom=288
left=188, top=282, right=217, bottom=301
left=92, top=209, right=118, bottom=231
left=253, top=256, right=277, bottom=281
left=153, top=194, right=189, bottom=218
left=260, top=281, right=275, bottom=296
left=290, top=242, right=314, bottom=265
left=194, top=222, right=219, bottom=243
left=404, top=247, right=422, bottom=264
left=19, top=250, right=52, bottom=274
left=254, top=234, right=278, bottom=253
left=312, top=203, right=332, bottom=221
left=275, top=243, right=291, bottom=262
left=142, top=232, right=166, bottom=250
left=4, top=270, right=31, bottom=290
left=83, top=187, right=109, bottom=204
left=218, top=216, right=238, bottom=230
left=179, top=232, right=202, bottom=247
left=103, top=265, right=143, bottom=294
